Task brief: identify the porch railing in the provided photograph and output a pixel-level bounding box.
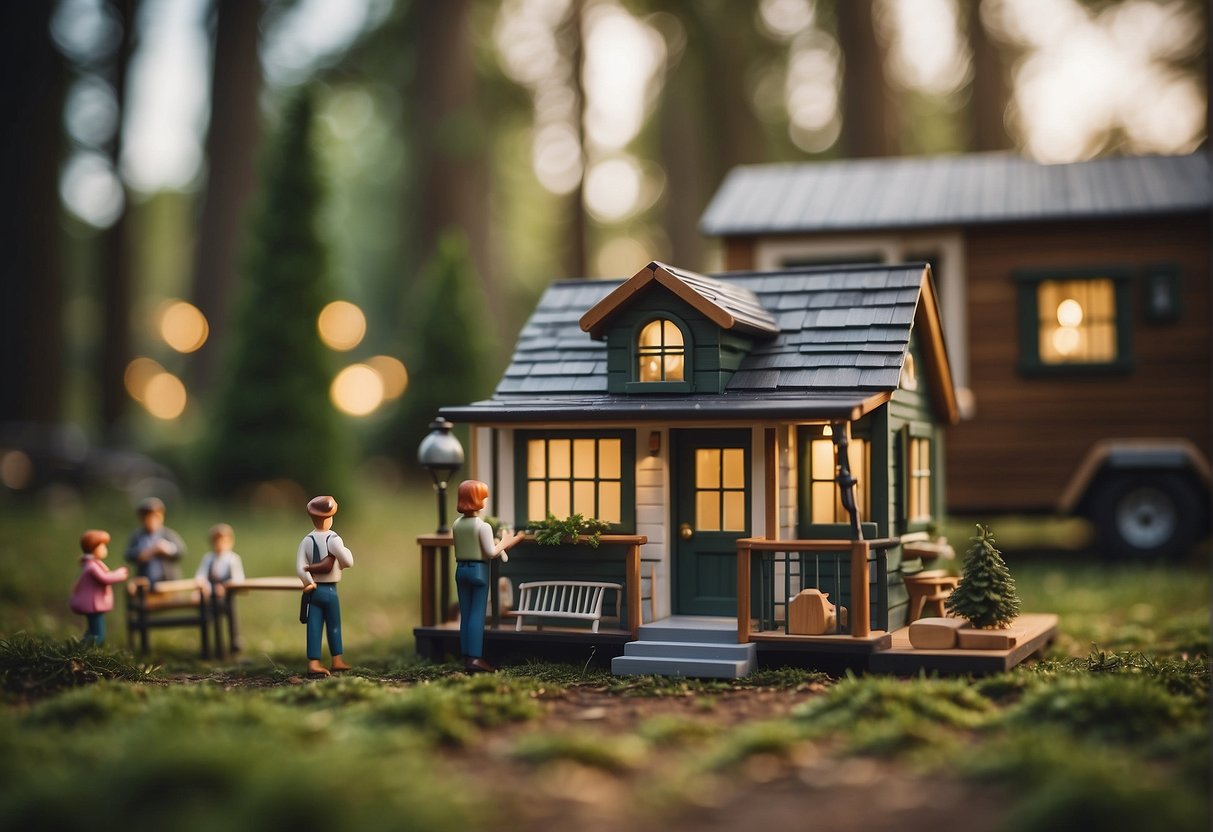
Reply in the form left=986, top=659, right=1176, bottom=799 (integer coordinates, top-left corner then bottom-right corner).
left=735, top=537, right=900, bottom=642
left=417, top=533, right=647, bottom=639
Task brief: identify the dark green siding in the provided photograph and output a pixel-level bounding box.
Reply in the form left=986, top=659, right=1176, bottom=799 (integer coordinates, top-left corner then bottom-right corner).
left=494, top=542, right=635, bottom=631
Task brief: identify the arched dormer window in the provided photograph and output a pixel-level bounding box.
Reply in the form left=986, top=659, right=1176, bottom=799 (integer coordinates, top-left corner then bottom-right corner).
left=637, top=319, right=686, bottom=382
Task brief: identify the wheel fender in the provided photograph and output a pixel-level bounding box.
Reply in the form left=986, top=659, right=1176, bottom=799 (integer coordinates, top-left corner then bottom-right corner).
left=1059, top=439, right=1211, bottom=516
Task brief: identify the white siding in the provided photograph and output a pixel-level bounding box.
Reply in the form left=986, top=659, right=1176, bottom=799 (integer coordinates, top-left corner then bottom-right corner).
left=636, top=428, right=669, bottom=621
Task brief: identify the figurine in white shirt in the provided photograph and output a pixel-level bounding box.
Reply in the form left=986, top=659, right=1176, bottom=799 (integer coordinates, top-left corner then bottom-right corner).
left=296, top=495, right=354, bottom=676
left=194, top=523, right=246, bottom=596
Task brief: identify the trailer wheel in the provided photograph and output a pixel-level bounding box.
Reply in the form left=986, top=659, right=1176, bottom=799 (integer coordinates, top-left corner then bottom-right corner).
left=1090, top=473, right=1205, bottom=561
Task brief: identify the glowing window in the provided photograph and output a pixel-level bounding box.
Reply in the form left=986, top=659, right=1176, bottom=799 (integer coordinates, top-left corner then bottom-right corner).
left=1037, top=278, right=1117, bottom=364
left=806, top=433, right=869, bottom=525
left=637, top=319, right=685, bottom=382
left=524, top=435, right=625, bottom=525
left=907, top=437, right=932, bottom=522
left=694, top=447, right=747, bottom=531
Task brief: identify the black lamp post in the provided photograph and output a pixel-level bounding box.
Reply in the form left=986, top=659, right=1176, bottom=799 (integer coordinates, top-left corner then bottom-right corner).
left=418, top=417, right=464, bottom=534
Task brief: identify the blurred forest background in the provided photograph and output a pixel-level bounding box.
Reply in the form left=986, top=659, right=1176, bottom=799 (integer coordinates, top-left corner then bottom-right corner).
left=1, top=0, right=1207, bottom=507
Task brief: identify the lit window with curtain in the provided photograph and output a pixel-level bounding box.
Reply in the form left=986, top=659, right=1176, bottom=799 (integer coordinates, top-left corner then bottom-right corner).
left=1036, top=277, right=1117, bottom=364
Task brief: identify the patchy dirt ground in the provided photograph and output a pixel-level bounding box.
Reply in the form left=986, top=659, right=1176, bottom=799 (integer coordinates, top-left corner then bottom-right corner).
left=161, top=669, right=1013, bottom=831
left=462, top=687, right=1011, bottom=832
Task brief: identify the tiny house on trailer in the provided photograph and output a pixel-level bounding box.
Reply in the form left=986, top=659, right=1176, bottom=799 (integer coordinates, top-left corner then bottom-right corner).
left=415, top=260, right=1033, bottom=677
left=700, top=152, right=1212, bottom=559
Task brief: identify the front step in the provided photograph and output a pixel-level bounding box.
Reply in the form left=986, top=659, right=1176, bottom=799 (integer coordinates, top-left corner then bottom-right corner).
left=623, top=640, right=756, bottom=661
left=612, top=617, right=757, bottom=678
left=610, top=654, right=753, bottom=679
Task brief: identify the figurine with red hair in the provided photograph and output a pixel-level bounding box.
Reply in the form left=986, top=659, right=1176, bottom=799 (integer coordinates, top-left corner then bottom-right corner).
left=70, top=530, right=129, bottom=646
left=453, top=480, right=525, bottom=672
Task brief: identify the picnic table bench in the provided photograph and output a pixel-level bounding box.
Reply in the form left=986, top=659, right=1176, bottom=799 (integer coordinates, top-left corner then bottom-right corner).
left=211, top=577, right=302, bottom=658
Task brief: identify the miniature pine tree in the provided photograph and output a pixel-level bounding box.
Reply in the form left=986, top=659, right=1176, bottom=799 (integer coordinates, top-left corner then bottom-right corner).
left=945, top=524, right=1021, bottom=629
left=389, top=231, right=495, bottom=458
left=202, top=88, right=349, bottom=496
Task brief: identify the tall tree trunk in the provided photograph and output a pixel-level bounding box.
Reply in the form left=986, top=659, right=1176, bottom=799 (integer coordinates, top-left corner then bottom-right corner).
left=190, top=0, right=263, bottom=392
left=658, top=2, right=767, bottom=269
left=968, top=0, right=1011, bottom=151
left=0, top=3, right=67, bottom=424
left=562, top=0, right=589, bottom=278
left=407, top=0, right=495, bottom=307
left=834, top=0, right=897, bottom=157
left=100, top=0, right=138, bottom=440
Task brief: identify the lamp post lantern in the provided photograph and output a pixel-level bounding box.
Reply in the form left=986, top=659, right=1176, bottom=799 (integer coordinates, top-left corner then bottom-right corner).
left=418, top=417, right=464, bottom=534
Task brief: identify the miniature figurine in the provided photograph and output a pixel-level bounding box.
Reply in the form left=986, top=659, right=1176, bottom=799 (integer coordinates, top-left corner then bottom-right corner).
left=296, top=495, right=354, bottom=676
left=194, top=523, right=246, bottom=593
left=70, top=530, right=129, bottom=645
left=452, top=480, right=525, bottom=673
left=124, top=497, right=186, bottom=588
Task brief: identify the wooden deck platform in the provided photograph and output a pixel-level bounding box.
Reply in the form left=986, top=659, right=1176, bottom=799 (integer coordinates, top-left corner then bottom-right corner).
left=415, top=613, right=1058, bottom=676
left=868, top=613, right=1059, bottom=675
left=413, top=622, right=632, bottom=668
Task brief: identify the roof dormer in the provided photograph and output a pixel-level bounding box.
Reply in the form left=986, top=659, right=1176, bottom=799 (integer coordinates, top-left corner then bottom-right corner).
left=579, top=262, right=778, bottom=394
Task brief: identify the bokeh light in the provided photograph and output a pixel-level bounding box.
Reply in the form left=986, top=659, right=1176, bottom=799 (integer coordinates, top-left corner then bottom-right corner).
left=159, top=299, right=209, bottom=353
left=585, top=157, right=643, bottom=222
left=0, top=450, right=34, bottom=490
left=366, top=355, right=408, bottom=400
left=317, top=300, right=367, bottom=351
left=124, top=356, right=166, bottom=402
left=143, top=372, right=188, bottom=420
left=330, top=363, right=385, bottom=416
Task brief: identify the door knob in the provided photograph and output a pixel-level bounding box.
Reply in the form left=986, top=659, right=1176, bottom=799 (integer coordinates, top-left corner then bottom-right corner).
left=679, top=523, right=693, bottom=540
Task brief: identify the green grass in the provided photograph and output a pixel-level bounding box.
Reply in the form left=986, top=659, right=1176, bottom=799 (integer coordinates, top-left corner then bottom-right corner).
left=0, top=488, right=1208, bottom=831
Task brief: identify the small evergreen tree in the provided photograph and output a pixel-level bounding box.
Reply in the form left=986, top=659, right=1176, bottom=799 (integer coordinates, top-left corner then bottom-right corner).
left=389, top=231, right=495, bottom=460
left=946, top=524, right=1021, bottom=628
left=203, top=88, right=348, bottom=497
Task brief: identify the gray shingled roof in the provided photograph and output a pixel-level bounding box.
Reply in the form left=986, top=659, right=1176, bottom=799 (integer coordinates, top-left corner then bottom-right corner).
left=657, top=262, right=779, bottom=337
left=699, top=152, right=1211, bottom=236
left=442, top=263, right=931, bottom=423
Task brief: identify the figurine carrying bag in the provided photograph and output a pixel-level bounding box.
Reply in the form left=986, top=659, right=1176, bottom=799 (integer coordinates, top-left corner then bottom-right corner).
left=299, top=533, right=334, bottom=624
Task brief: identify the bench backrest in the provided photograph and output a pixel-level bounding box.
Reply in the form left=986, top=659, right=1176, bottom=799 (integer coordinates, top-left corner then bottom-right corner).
left=516, top=581, right=617, bottom=617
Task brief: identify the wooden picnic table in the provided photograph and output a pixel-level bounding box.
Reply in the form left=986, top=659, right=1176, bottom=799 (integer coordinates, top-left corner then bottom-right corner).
left=212, top=577, right=302, bottom=659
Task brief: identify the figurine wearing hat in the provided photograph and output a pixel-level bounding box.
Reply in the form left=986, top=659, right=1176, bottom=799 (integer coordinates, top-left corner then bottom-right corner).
left=296, top=495, right=354, bottom=676
left=124, top=497, right=186, bottom=588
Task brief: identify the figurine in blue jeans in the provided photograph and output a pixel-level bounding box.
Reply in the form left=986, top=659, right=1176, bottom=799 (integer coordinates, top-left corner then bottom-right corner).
left=296, top=495, right=354, bottom=677
left=453, top=480, right=525, bottom=673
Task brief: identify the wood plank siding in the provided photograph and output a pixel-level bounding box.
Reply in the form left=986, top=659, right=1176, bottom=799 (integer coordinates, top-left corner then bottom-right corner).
left=949, top=216, right=1210, bottom=512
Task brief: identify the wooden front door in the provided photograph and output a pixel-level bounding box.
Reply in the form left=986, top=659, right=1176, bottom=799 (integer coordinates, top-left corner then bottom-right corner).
left=673, top=429, right=751, bottom=616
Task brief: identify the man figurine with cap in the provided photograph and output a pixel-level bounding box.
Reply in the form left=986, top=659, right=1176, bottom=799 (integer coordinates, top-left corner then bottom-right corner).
left=124, top=497, right=186, bottom=588
left=296, top=495, right=354, bottom=676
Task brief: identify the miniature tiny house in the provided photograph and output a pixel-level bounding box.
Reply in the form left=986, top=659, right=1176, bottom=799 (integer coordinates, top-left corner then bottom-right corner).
left=413, top=261, right=1061, bottom=677
left=701, top=152, right=1211, bottom=559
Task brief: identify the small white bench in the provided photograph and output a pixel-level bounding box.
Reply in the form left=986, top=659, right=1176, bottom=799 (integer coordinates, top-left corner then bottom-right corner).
left=509, top=581, right=623, bottom=633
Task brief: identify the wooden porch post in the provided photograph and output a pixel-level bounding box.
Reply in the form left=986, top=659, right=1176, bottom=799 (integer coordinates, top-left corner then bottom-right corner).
left=737, top=541, right=752, bottom=643
left=627, top=541, right=641, bottom=639
left=850, top=539, right=870, bottom=638
left=420, top=540, right=435, bottom=627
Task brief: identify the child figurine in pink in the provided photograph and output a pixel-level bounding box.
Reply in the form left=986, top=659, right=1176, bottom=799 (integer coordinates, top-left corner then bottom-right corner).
left=70, top=530, right=129, bottom=646
left=296, top=496, right=354, bottom=676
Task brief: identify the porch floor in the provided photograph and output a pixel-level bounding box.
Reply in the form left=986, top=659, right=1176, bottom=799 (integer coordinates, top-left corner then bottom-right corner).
left=413, top=613, right=1059, bottom=676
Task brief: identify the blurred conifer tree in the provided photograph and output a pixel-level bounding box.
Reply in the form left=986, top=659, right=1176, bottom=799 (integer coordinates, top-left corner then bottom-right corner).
left=389, top=231, right=495, bottom=466
left=202, top=88, right=349, bottom=497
